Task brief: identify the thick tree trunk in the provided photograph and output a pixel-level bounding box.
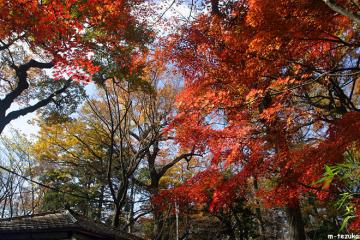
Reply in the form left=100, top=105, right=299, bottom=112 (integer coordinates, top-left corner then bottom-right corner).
left=286, top=199, right=306, bottom=240
left=112, top=178, right=129, bottom=228
left=253, top=177, right=266, bottom=239
left=112, top=189, right=128, bottom=228
left=113, top=203, right=122, bottom=228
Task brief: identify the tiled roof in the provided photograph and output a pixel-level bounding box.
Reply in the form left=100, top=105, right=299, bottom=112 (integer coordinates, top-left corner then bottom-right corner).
left=0, top=210, right=142, bottom=240
left=0, top=211, right=76, bottom=231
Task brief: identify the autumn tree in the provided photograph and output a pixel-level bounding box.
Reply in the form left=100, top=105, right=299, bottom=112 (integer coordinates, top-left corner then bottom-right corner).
left=0, top=130, right=42, bottom=217
left=2, top=0, right=360, bottom=239
left=123, top=64, right=203, bottom=239
left=31, top=118, right=107, bottom=219
left=161, top=0, right=360, bottom=239
left=0, top=0, right=150, bottom=133
left=32, top=80, right=155, bottom=226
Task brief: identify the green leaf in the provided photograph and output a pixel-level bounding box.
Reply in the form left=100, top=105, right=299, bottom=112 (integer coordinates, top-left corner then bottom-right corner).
left=325, top=165, right=334, bottom=176
left=339, top=215, right=354, bottom=231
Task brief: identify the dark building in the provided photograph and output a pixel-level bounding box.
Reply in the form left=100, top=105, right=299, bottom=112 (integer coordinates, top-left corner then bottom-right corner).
left=0, top=210, right=143, bottom=240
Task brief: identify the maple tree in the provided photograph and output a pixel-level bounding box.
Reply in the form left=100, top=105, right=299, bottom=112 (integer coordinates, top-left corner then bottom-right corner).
left=1, top=0, right=360, bottom=239
left=160, top=0, right=360, bottom=238
left=0, top=0, right=150, bottom=133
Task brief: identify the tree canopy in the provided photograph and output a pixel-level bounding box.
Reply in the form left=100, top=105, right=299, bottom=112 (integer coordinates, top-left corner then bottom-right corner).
left=0, top=0, right=359, bottom=239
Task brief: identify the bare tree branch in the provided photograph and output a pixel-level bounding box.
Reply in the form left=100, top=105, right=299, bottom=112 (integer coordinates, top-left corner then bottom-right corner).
left=323, top=0, right=360, bottom=24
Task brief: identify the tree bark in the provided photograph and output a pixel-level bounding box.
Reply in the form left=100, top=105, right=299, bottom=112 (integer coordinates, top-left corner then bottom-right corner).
left=322, top=0, right=360, bottom=25
left=113, top=203, right=122, bottom=228
left=112, top=180, right=129, bottom=228
left=286, top=199, right=306, bottom=240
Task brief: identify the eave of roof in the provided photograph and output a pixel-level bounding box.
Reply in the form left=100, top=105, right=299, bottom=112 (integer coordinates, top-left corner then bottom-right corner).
left=0, top=210, right=143, bottom=240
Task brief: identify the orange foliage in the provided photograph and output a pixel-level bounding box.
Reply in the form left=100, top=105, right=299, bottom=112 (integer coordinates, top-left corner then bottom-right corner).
left=0, top=0, right=144, bottom=81
left=159, top=0, right=360, bottom=223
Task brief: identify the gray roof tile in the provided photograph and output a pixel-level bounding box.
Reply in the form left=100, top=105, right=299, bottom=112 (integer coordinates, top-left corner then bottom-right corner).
left=0, top=211, right=142, bottom=240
